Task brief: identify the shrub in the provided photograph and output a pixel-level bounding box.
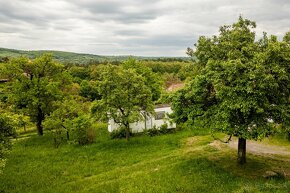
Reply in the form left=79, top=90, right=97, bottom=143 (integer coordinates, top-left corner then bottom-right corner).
left=159, top=123, right=169, bottom=134
left=51, top=128, right=65, bottom=148
left=144, top=124, right=172, bottom=137
left=86, top=127, right=96, bottom=144
left=93, top=123, right=109, bottom=141
left=0, top=114, right=16, bottom=173
left=144, top=126, right=160, bottom=137
left=110, top=127, right=131, bottom=139
left=71, top=115, right=95, bottom=145
left=43, top=118, right=66, bottom=148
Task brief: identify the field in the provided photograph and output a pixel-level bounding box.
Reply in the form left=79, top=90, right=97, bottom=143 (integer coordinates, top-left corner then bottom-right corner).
left=1, top=128, right=290, bottom=193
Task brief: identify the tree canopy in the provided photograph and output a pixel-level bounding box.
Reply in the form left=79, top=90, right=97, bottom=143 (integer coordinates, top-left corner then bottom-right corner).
left=91, top=64, right=154, bottom=140
left=122, top=58, right=162, bottom=101
left=4, top=55, right=71, bottom=135
left=172, top=17, right=290, bottom=164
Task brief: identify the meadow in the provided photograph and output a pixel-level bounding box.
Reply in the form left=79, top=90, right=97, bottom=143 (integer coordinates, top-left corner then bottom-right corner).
left=1, top=127, right=289, bottom=193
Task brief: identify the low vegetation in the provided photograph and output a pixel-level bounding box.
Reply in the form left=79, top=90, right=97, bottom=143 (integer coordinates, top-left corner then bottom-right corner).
left=0, top=128, right=289, bottom=193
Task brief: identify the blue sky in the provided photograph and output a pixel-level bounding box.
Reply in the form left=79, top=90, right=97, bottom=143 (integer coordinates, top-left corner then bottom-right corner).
left=0, top=0, right=289, bottom=56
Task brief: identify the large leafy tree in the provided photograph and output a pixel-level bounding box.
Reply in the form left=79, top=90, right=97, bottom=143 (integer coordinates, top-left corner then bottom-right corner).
left=172, top=17, right=290, bottom=164
left=4, top=55, right=70, bottom=136
left=92, top=65, right=154, bottom=140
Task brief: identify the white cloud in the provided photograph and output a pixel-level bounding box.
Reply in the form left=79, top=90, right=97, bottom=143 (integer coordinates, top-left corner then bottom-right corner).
left=0, top=0, right=289, bottom=56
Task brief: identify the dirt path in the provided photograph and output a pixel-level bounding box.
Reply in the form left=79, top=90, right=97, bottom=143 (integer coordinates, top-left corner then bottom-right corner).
left=227, top=139, right=290, bottom=156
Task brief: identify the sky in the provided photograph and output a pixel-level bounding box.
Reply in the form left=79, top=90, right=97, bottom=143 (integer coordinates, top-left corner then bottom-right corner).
left=0, top=0, right=289, bottom=56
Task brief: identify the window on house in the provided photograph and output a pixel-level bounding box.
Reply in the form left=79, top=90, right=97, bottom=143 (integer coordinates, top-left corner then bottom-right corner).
left=155, top=111, right=165, bottom=120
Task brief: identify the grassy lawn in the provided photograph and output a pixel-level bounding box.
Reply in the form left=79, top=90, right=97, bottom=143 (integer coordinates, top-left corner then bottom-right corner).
left=1, top=128, right=290, bottom=193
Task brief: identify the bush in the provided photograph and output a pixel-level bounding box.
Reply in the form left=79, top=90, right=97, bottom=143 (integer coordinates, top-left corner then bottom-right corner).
left=86, top=127, right=96, bottom=144
left=145, top=124, right=171, bottom=137
left=144, top=126, right=160, bottom=137
left=43, top=118, right=67, bottom=148
left=110, top=127, right=131, bottom=139
left=71, top=115, right=95, bottom=145
left=160, top=123, right=168, bottom=133
left=51, top=128, right=65, bottom=148
left=110, top=124, right=172, bottom=139
left=93, top=123, right=109, bottom=141
left=0, top=114, right=16, bottom=173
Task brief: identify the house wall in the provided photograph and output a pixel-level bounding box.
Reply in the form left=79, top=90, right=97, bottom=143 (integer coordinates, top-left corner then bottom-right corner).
left=151, top=106, right=176, bottom=129
left=108, top=106, right=176, bottom=133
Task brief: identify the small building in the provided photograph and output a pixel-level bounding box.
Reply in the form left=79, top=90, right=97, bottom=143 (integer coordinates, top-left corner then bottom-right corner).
left=108, top=104, right=176, bottom=133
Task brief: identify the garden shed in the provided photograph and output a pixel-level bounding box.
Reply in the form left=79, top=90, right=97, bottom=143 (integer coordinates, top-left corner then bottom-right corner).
left=108, top=104, right=176, bottom=133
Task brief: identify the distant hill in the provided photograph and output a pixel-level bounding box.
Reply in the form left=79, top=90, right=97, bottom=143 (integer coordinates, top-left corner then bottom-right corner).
left=0, top=48, right=109, bottom=64
left=0, top=48, right=190, bottom=64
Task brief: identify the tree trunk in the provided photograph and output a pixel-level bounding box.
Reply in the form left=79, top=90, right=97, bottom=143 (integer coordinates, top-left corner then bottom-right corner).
left=62, top=125, right=69, bottom=140
left=36, top=119, right=43, bottom=136
left=36, top=106, right=44, bottom=136
left=287, top=132, right=290, bottom=142
left=238, top=138, right=246, bottom=164
left=125, top=123, right=130, bottom=141
left=66, top=131, right=70, bottom=140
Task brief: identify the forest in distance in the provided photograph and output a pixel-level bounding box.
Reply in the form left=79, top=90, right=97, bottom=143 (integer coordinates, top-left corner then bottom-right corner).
left=0, top=47, right=190, bottom=65
left=1, top=17, right=290, bottom=192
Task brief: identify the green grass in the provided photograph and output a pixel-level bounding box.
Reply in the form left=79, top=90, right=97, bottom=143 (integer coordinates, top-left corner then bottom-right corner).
left=1, top=128, right=290, bottom=193
left=261, top=133, right=290, bottom=149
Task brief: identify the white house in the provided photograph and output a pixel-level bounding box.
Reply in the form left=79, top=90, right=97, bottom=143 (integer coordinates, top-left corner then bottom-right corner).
left=108, top=104, right=176, bottom=133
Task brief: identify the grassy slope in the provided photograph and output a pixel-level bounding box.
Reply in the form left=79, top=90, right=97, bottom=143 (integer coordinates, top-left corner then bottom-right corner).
left=1, top=128, right=290, bottom=193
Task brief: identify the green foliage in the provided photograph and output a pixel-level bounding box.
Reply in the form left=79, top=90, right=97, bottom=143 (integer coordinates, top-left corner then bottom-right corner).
left=172, top=17, right=290, bottom=165
left=144, top=126, right=160, bottom=136
left=159, top=123, right=169, bottom=132
left=144, top=123, right=171, bottom=137
left=141, top=60, right=185, bottom=74
left=172, top=17, right=290, bottom=141
left=93, top=122, right=109, bottom=139
left=110, top=124, right=171, bottom=138
left=110, top=127, right=130, bottom=139
left=0, top=114, right=16, bottom=173
left=91, top=63, right=154, bottom=140
left=79, top=80, right=101, bottom=101
left=68, top=66, right=91, bottom=83
left=177, top=62, right=199, bottom=81
left=4, top=54, right=72, bottom=135
left=70, top=115, right=95, bottom=145
left=122, top=58, right=162, bottom=101
left=0, top=47, right=189, bottom=65
left=162, top=72, right=182, bottom=88
left=43, top=99, right=91, bottom=146
left=0, top=48, right=108, bottom=65
left=16, top=114, right=30, bottom=132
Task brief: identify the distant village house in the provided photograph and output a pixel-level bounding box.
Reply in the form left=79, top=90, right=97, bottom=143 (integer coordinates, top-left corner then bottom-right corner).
left=108, top=104, right=176, bottom=133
